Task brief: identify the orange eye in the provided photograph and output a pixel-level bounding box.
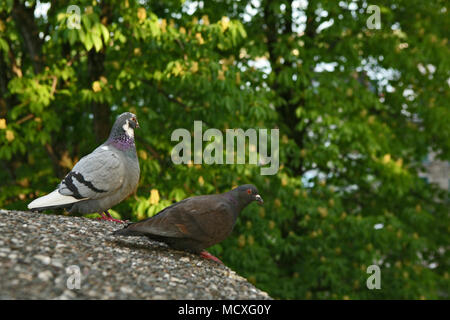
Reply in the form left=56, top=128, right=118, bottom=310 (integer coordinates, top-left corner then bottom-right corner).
left=247, top=189, right=252, bottom=194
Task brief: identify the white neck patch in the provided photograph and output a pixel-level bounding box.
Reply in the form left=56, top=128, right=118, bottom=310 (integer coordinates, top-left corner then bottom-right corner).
left=122, top=119, right=134, bottom=138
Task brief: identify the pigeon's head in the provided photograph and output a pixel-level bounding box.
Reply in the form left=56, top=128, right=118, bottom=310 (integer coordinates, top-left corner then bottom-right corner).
left=233, top=184, right=264, bottom=206
left=113, top=112, right=139, bottom=138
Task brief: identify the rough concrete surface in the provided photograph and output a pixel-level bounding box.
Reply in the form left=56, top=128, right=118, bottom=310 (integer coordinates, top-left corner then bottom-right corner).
left=0, top=209, right=271, bottom=300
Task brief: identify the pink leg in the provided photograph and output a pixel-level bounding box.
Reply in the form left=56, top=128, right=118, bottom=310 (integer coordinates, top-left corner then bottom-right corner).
left=200, top=251, right=223, bottom=264
left=96, top=211, right=127, bottom=223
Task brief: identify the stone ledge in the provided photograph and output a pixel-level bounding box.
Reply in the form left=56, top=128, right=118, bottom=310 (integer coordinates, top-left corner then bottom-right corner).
left=0, top=209, right=271, bottom=300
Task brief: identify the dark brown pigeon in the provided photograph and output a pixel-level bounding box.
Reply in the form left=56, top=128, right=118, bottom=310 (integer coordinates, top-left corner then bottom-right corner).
left=112, top=184, right=263, bottom=263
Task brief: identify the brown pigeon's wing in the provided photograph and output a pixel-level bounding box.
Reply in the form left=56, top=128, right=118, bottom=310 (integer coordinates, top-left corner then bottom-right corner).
left=127, top=195, right=234, bottom=242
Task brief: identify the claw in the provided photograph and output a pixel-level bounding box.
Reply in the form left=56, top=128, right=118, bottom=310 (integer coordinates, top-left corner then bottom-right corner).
left=200, top=251, right=223, bottom=264
left=96, top=211, right=127, bottom=223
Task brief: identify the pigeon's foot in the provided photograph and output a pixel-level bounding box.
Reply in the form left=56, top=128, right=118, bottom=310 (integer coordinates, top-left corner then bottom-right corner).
left=96, top=211, right=127, bottom=223
left=96, top=216, right=126, bottom=223
left=200, top=251, right=223, bottom=264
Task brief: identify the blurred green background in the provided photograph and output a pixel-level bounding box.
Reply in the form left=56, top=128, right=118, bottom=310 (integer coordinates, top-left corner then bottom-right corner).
left=0, top=0, right=448, bottom=299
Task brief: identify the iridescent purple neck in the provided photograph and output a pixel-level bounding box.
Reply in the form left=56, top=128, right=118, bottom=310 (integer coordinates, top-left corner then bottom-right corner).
left=108, top=134, right=135, bottom=151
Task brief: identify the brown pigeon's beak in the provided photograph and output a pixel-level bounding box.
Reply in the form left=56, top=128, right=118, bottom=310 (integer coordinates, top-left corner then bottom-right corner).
left=255, top=194, right=264, bottom=205
left=131, top=116, right=139, bottom=129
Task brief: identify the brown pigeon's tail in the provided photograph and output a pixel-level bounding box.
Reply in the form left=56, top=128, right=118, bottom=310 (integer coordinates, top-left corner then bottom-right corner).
left=112, top=223, right=145, bottom=237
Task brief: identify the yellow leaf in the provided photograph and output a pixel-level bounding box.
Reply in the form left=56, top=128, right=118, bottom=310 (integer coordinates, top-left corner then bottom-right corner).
left=238, top=234, right=246, bottom=247
left=360, top=109, right=367, bottom=117
left=92, top=81, right=101, bottom=92
left=274, top=198, right=281, bottom=208
left=220, top=16, right=230, bottom=32
left=18, top=178, right=29, bottom=187
left=179, top=26, right=186, bottom=35
left=221, top=63, right=228, bottom=72
left=99, top=76, right=108, bottom=84
left=133, top=48, right=142, bottom=56
left=195, top=32, right=204, bottom=45
left=137, top=7, right=146, bottom=22
left=300, top=149, right=307, bottom=157
left=149, top=189, right=160, bottom=205
left=5, top=129, right=14, bottom=142
left=235, top=72, right=240, bottom=85
left=172, top=61, right=184, bottom=76
left=202, top=15, right=210, bottom=26
left=217, top=70, right=225, bottom=80
left=190, top=61, right=199, bottom=73
left=198, top=176, right=204, bottom=186
left=382, top=154, right=391, bottom=164
left=160, top=19, right=167, bottom=33
left=258, top=207, right=265, bottom=218
left=59, top=151, right=73, bottom=170
left=268, top=220, right=275, bottom=229
left=138, top=150, right=148, bottom=160
left=0, top=118, right=6, bottom=129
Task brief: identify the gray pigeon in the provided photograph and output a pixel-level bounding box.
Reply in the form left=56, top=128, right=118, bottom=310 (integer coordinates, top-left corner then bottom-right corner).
left=28, top=112, right=140, bottom=222
left=113, top=184, right=263, bottom=262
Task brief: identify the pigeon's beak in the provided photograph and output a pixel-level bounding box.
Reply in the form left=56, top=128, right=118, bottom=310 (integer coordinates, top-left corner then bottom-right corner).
left=131, top=117, right=140, bottom=129
left=255, top=194, right=264, bottom=205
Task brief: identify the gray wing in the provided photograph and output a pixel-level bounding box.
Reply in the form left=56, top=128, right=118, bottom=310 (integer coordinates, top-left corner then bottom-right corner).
left=58, top=146, right=125, bottom=200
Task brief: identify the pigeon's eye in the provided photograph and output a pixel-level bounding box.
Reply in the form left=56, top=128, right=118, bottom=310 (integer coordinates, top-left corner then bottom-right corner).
left=247, top=189, right=252, bottom=194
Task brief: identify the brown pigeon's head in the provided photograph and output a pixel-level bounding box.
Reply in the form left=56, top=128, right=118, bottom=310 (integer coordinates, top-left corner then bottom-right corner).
left=233, top=184, right=264, bottom=206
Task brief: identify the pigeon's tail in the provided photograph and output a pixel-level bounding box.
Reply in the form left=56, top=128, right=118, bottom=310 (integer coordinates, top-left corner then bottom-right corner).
left=28, top=190, right=85, bottom=211
left=112, top=223, right=145, bottom=237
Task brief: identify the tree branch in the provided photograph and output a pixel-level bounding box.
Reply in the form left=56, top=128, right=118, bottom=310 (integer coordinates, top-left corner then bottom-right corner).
left=11, top=0, right=43, bottom=74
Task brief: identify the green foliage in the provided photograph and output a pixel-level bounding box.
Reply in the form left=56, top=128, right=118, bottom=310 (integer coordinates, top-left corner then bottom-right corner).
left=0, top=0, right=448, bottom=299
